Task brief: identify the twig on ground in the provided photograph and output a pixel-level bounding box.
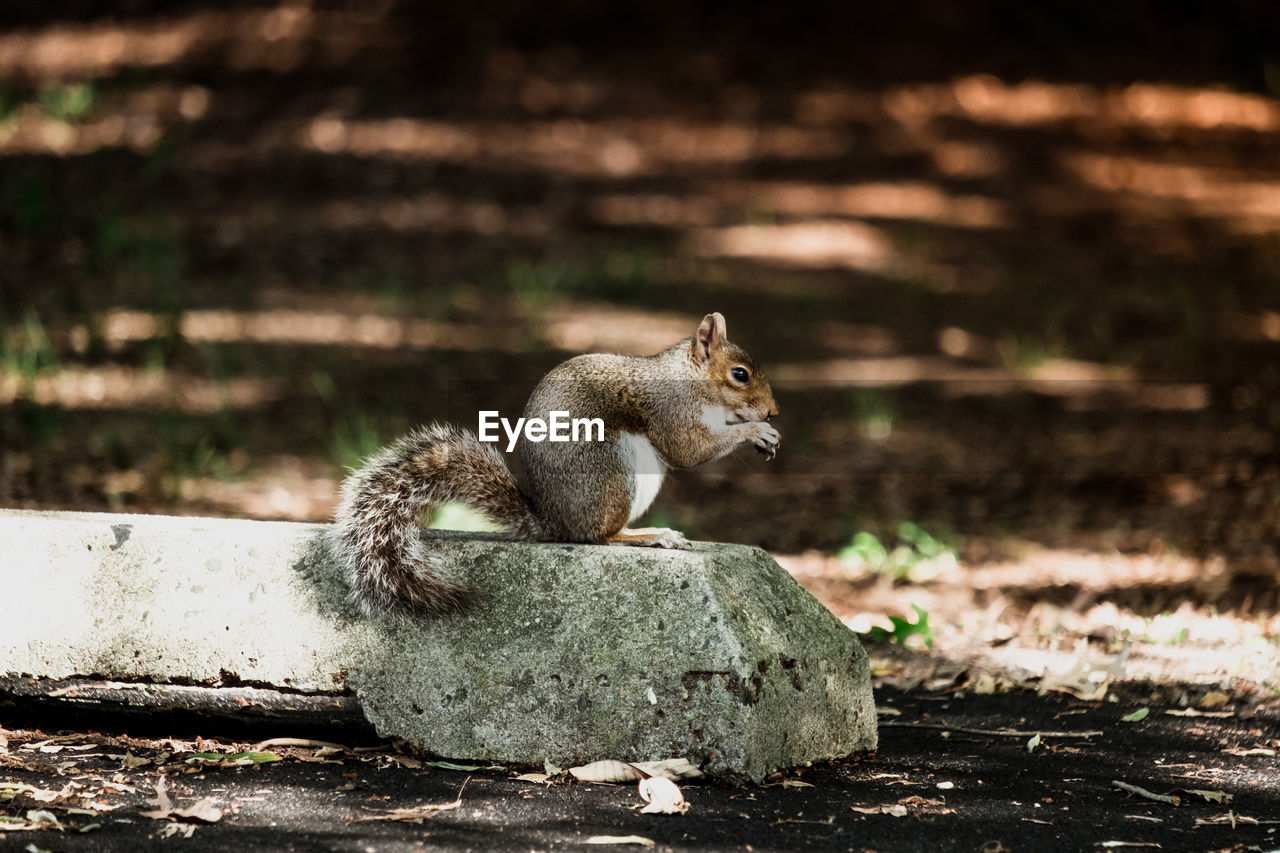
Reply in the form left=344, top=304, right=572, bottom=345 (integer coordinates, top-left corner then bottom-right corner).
left=1112, top=780, right=1180, bottom=806
left=253, top=737, right=349, bottom=752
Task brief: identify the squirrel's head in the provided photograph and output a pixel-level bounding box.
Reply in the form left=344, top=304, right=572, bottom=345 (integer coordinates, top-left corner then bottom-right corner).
left=691, top=312, right=780, bottom=423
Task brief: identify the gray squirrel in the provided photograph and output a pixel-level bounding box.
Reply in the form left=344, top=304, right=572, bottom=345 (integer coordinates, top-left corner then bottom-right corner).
left=333, top=312, right=780, bottom=615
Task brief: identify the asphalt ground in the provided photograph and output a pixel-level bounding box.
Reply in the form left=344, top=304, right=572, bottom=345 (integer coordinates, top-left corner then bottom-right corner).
left=2, top=685, right=1277, bottom=852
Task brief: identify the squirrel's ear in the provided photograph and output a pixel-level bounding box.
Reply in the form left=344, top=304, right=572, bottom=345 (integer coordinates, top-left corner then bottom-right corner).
left=695, top=312, right=727, bottom=362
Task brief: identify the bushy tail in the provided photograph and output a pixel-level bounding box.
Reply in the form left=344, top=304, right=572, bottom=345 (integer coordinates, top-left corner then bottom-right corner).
left=334, top=423, right=543, bottom=616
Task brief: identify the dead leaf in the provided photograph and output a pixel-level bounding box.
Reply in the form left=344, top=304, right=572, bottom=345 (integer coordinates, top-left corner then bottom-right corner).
left=1180, top=789, right=1232, bottom=804
left=427, top=761, right=504, bottom=772
left=174, top=798, right=223, bottom=823
left=351, top=779, right=468, bottom=824
left=629, top=759, right=704, bottom=782
left=972, top=672, right=1016, bottom=695
left=584, top=835, right=656, bottom=846
left=100, top=781, right=138, bottom=795
left=1038, top=638, right=1118, bottom=700
left=119, top=752, right=151, bottom=769
left=897, top=796, right=945, bottom=807
left=32, top=784, right=77, bottom=804
left=139, top=777, right=223, bottom=823
left=570, top=760, right=642, bottom=784
left=1194, top=811, right=1280, bottom=827
left=851, top=804, right=909, bottom=816
left=1026, top=733, right=1042, bottom=753
left=156, top=824, right=196, bottom=839
left=350, top=800, right=462, bottom=823
left=184, top=751, right=280, bottom=768
left=514, top=773, right=550, bottom=783
left=139, top=777, right=174, bottom=819
left=1198, top=691, right=1230, bottom=709
left=637, top=777, right=688, bottom=815
left=566, top=758, right=704, bottom=784
left=381, top=753, right=423, bottom=770
left=0, top=782, right=74, bottom=806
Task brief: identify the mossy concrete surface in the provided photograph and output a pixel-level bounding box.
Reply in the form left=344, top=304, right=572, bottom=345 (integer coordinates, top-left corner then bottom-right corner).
left=0, top=509, right=876, bottom=780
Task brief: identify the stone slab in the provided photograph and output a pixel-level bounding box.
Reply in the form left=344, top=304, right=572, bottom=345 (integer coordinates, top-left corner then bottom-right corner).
left=0, top=509, right=876, bottom=780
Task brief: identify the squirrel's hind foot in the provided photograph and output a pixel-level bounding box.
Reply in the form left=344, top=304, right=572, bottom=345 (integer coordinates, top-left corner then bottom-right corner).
left=608, top=527, right=692, bottom=550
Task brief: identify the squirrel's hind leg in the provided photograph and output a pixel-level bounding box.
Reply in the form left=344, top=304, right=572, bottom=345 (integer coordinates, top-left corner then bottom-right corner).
left=607, top=527, right=691, bottom=549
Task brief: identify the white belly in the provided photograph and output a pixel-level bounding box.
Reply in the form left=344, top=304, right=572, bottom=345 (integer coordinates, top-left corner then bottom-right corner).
left=619, top=432, right=667, bottom=523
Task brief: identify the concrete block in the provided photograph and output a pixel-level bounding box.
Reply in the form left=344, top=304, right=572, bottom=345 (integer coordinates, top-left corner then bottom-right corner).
left=0, top=509, right=876, bottom=780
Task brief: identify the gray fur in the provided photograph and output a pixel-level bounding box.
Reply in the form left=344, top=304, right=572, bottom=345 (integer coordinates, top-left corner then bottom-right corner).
left=333, top=424, right=543, bottom=616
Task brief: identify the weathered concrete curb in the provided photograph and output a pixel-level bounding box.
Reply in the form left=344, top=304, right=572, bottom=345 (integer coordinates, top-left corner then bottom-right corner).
left=0, top=509, right=876, bottom=780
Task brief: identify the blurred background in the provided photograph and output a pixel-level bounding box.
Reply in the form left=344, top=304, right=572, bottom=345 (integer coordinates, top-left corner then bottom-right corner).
left=1, top=1, right=1277, bottom=685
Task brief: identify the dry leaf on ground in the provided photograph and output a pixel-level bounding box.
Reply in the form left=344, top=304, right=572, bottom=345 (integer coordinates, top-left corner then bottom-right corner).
left=1198, top=691, right=1230, bottom=709
left=569, top=758, right=703, bottom=784
left=570, top=760, right=643, bottom=784
left=584, top=836, right=656, bottom=846
left=851, top=804, right=909, bottom=816
left=350, top=800, right=462, bottom=823
left=139, top=777, right=223, bottom=823
left=638, top=777, right=689, bottom=815
left=629, top=759, right=704, bottom=781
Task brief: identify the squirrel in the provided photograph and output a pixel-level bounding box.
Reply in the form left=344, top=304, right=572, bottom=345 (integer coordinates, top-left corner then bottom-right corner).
left=333, top=312, right=780, bottom=616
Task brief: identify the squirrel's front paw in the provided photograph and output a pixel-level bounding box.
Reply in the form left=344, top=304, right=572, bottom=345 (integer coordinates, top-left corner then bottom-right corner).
left=749, top=422, right=780, bottom=461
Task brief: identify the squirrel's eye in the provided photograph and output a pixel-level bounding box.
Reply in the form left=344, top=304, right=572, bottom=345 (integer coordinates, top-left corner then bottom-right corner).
left=731, top=366, right=750, bottom=383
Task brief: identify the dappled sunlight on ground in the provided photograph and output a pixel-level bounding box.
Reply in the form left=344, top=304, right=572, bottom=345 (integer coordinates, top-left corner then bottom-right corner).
left=0, top=365, right=281, bottom=413
left=691, top=221, right=900, bottom=274
left=300, top=193, right=551, bottom=238
left=875, top=74, right=1280, bottom=133
left=0, top=4, right=382, bottom=79
left=778, top=548, right=1280, bottom=692
left=177, top=454, right=339, bottom=520
left=772, top=355, right=1210, bottom=411
left=2, top=3, right=1277, bottom=696
left=717, top=180, right=1010, bottom=228
left=539, top=303, right=700, bottom=354
left=1060, top=151, right=1280, bottom=237
left=90, top=308, right=526, bottom=352
left=299, top=115, right=854, bottom=176
left=82, top=304, right=701, bottom=356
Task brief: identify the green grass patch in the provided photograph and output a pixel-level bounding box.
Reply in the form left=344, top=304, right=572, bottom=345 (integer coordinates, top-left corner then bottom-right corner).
left=862, top=604, right=934, bottom=649
left=838, top=521, right=958, bottom=582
